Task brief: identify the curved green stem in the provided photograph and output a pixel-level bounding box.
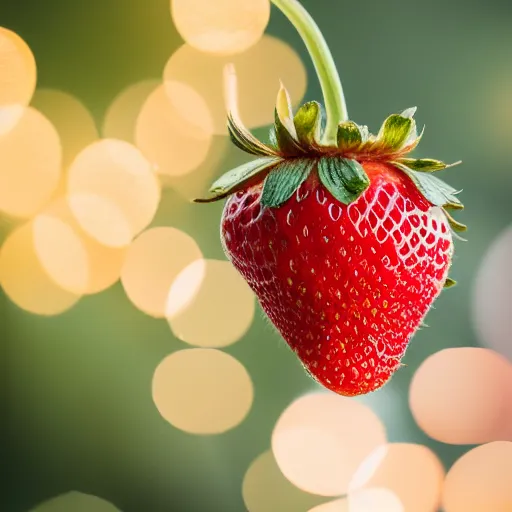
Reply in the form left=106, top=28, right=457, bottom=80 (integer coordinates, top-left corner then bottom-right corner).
left=271, top=0, right=347, bottom=146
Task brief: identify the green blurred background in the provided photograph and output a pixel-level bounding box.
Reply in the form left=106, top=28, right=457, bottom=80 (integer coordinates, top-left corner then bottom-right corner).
left=2, top=0, right=512, bottom=510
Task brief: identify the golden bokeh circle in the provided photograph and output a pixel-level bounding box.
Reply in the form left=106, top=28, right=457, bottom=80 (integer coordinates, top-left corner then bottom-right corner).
left=166, top=259, right=255, bottom=347
left=67, top=139, right=161, bottom=247
left=161, top=134, right=228, bottom=202
left=121, top=227, right=203, bottom=318
left=409, top=347, right=512, bottom=444
left=242, top=451, right=323, bottom=512
left=0, top=106, right=61, bottom=217
left=33, top=199, right=126, bottom=295
left=31, top=89, right=99, bottom=170
left=33, top=214, right=89, bottom=294
left=0, top=221, right=80, bottom=315
left=163, top=36, right=307, bottom=134
left=0, top=27, right=36, bottom=108
left=30, top=491, right=121, bottom=512
left=135, top=84, right=213, bottom=178
left=102, top=79, right=160, bottom=143
left=171, top=0, right=270, bottom=56
left=272, top=392, right=387, bottom=496
left=152, top=348, right=253, bottom=434
left=442, top=441, right=512, bottom=512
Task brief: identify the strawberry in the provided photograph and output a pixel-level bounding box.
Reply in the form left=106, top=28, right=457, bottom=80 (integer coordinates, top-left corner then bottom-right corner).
left=196, top=3, right=465, bottom=396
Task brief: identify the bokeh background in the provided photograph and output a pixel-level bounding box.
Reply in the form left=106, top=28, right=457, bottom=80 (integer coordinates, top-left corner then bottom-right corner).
left=1, top=0, right=512, bottom=511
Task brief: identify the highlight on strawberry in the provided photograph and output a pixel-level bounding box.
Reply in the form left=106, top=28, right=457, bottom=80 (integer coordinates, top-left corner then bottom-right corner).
left=195, top=0, right=466, bottom=397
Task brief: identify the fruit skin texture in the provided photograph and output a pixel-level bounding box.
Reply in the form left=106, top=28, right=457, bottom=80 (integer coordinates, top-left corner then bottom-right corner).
left=221, top=161, right=453, bottom=396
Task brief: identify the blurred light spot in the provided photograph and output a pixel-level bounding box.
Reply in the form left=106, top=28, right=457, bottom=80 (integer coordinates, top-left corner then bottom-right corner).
left=0, top=104, right=24, bottom=135
left=152, top=348, right=253, bottom=434
left=242, top=450, right=324, bottom=512
left=308, top=499, right=349, bottom=512
left=135, top=84, right=213, bottom=178
left=33, top=214, right=89, bottom=294
left=487, top=76, right=512, bottom=154
left=167, top=259, right=255, bottom=347
left=0, top=222, right=80, bottom=315
left=30, top=491, right=121, bottom=512
left=272, top=392, right=386, bottom=496
left=349, top=445, right=388, bottom=491
left=171, top=0, right=270, bottom=56
left=309, top=489, right=404, bottom=512
left=442, top=441, right=512, bottom=512
left=161, top=135, right=228, bottom=202
left=348, top=489, right=404, bottom=512
left=354, top=443, right=444, bottom=512
left=67, top=139, right=160, bottom=247
left=67, top=194, right=132, bottom=249
left=0, top=27, right=36, bottom=108
left=409, top=347, right=512, bottom=444
left=102, top=80, right=160, bottom=143
left=165, top=81, right=215, bottom=133
left=473, top=225, right=512, bottom=360
left=165, top=259, right=205, bottom=318
left=121, top=227, right=202, bottom=318
left=0, top=106, right=61, bottom=217
left=31, top=89, right=99, bottom=169
left=33, top=199, right=126, bottom=294
left=163, top=36, right=307, bottom=133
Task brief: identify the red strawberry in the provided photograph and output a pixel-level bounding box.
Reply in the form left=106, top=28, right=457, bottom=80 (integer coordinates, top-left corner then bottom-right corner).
left=196, top=5, right=465, bottom=396
left=220, top=161, right=455, bottom=396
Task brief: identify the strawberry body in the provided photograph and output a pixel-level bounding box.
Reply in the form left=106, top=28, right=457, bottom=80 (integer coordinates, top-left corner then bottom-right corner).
left=221, top=161, right=453, bottom=396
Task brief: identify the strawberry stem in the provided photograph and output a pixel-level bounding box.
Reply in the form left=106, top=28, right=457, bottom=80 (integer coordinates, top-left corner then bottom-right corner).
left=271, top=0, right=347, bottom=146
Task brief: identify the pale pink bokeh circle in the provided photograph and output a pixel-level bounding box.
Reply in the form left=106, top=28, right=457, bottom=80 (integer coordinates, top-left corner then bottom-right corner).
left=351, top=443, right=444, bottom=512
left=442, top=441, right=512, bottom=512
left=472, top=225, right=512, bottom=361
left=272, top=392, right=386, bottom=496
left=409, top=347, right=512, bottom=444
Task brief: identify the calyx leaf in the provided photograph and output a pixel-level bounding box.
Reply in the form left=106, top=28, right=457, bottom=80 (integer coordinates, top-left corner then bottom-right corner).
left=228, top=113, right=277, bottom=157
left=261, top=159, right=315, bottom=208
left=274, top=83, right=305, bottom=157
left=401, top=107, right=417, bottom=119
left=394, top=162, right=463, bottom=210
left=337, top=121, right=363, bottom=151
left=398, top=158, right=449, bottom=172
left=444, top=277, right=457, bottom=288
left=377, top=112, right=416, bottom=152
left=442, top=207, right=467, bottom=233
left=318, top=157, right=370, bottom=204
left=195, top=156, right=282, bottom=203
left=294, top=101, right=323, bottom=149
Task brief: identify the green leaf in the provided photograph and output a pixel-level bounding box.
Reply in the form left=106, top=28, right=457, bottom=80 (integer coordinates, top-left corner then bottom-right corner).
left=261, top=159, right=315, bottom=208
left=268, top=126, right=278, bottom=149
left=444, top=277, right=457, bottom=288
left=274, top=84, right=305, bottom=157
left=228, top=113, right=277, bottom=157
left=195, top=156, right=282, bottom=203
left=394, top=162, right=464, bottom=210
left=294, top=101, right=323, bottom=148
left=318, top=157, right=370, bottom=205
left=442, top=207, right=467, bottom=232
left=398, top=158, right=448, bottom=172
left=337, top=121, right=363, bottom=150
left=377, top=113, right=415, bottom=151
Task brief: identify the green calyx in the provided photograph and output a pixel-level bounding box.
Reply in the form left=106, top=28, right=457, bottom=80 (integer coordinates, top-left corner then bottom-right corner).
left=196, top=85, right=466, bottom=231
